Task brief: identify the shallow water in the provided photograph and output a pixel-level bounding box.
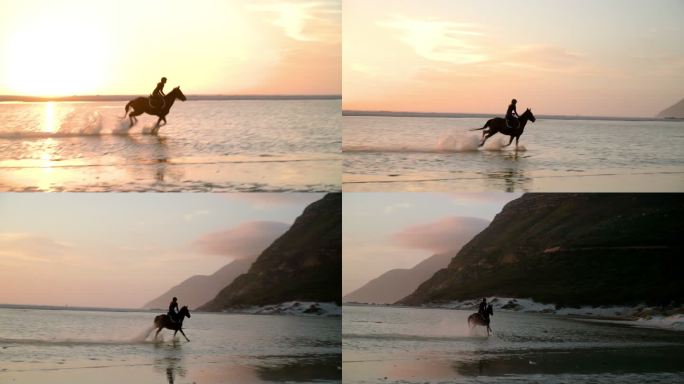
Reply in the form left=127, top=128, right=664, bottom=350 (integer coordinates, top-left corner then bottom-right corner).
left=0, top=307, right=341, bottom=383
left=342, top=116, right=684, bottom=191
left=343, top=305, right=684, bottom=383
left=0, top=100, right=341, bottom=191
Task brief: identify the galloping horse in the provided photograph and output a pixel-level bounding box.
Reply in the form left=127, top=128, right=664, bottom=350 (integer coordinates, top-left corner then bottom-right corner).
left=468, top=304, right=494, bottom=336
left=471, top=108, right=536, bottom=148
left=154, top=305, right=191, bottom=341
left=124, top=86, right=187, bottom=133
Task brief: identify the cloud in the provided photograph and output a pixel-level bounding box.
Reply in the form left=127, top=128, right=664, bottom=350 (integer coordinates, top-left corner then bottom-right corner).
left=193, top=221, right=291, bottom=258
left=247, top=1, right=341, bottom=43
left=228, top=193, right=324, bottom=209
left=0, top=233, right=73, bottom=263
left=498, top=44, right=587, bottom=73
left=378, top=15, right=487, bottom=64
left=183, top=209, right=210, bottom=221
left=384, top=202, right=413, bottom=214
left=390, top=216, right=490, bottom=254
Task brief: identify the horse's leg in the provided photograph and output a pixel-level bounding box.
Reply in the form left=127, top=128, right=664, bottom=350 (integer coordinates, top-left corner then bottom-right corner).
left=515, top=136, right=520, bottom=148
left=155, top=327, right=162, bottom=339
left=480, top=132, right=494, bottom=147
left=173, top=329, right=178, bottom=339
left=504, top=135, right=513, bottom=147
left=179, top=329, right=189, bottom=342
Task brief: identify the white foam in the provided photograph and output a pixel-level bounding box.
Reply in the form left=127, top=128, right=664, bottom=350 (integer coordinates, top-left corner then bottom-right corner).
left=436, top=132, right=480, bottom=152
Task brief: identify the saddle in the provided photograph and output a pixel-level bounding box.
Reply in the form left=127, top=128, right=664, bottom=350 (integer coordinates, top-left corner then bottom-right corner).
left=505, top=116, right=520, bottom=129
left=149, top=95, right=166, bottom=111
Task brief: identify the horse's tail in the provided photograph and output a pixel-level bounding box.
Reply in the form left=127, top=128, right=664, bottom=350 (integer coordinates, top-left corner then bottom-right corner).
left=470, top=121, right=489, bottom=131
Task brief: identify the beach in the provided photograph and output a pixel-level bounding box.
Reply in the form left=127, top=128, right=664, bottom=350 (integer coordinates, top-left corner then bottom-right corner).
left=0, top=306, right=341, bottom=383
left=343, top=115, right=684, bottom=192
left=0, top=99, right=341, bottom=192
left=342, top=305, right=684, bottom=383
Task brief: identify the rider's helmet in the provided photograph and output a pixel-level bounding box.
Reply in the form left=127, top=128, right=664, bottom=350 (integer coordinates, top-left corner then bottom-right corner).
left=511, top=99, right=517, bottom=104
left=161, top=77, right=167, bottom=83
left=172, top=297, right=177, bottom=302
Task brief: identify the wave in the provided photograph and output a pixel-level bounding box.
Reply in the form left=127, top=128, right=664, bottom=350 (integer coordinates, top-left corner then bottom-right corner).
left=0, top=326, right=158, bottom=346
left=344, top=132, right=526, bottom=153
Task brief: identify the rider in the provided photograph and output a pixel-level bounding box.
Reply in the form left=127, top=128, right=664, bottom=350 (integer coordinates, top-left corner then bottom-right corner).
left=478, top=298, right=487, bottom=316
left=167, top=296, right=179, bottom=323
left=506, top=99, right=519, bottom=129
left=151, top=77, right=167, bottom=109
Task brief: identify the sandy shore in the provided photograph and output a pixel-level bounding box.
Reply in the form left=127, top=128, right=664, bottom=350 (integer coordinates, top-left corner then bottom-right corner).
left=343, top=166, right=684, bottom=192
left=0, top=355, right=341, bottom=384
left=0, top=155, right=340, bottom=192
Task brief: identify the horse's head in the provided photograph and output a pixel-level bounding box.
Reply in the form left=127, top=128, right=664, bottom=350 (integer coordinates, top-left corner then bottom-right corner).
left=171, top=86, right=187, bottom=102
left=179, top=305, right=191, bottom=318
left=523, top=108, right=536, bottom=123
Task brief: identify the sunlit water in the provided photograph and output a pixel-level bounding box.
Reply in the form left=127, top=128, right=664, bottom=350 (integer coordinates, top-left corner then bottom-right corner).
left=0, top=307, right=341, bottom=383
left=0, top=100, right=340, bottom=191
left=343, top=305, right=684, bottom=384
left=343, top=116, right=684, bottom=191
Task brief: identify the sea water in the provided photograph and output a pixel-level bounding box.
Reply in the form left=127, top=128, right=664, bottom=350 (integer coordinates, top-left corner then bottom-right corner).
left=343, top=115, right=684, bottom=191
left=342, top=305, right=684, bottom=383
left=0, top=306, right=341, bottom=383
left=0, top=99, right=340, bottom=191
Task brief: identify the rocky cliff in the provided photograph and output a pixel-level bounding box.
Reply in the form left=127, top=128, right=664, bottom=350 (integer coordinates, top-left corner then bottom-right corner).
left=400, top=194, right=683, bottom=307
left=200, top=193, right=341, bottom=310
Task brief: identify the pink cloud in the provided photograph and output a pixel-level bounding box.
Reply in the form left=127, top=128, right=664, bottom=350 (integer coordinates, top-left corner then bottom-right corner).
left=390, top=216, right=489, bottom=253
left=193, top=221, right=290, bottom=258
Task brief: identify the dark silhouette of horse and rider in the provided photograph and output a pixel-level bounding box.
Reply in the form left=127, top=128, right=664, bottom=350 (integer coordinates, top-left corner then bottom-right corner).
left=153, top=296, right=191, bottom=342
left=472, top=99, right=536, bottom=148
left=468, top=298, right=494, bottom=336
left=124, top=77, right=187, bottom=134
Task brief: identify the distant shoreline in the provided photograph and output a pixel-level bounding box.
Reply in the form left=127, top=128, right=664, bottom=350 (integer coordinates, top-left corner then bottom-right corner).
left=344, top=109, right=683, bottom=122
left=0, top=94, right=341, bottom=102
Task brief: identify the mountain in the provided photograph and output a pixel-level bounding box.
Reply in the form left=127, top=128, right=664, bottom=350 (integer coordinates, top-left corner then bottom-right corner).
left=400, top=194, right=683, bottom=307
left=143, top=257, right=254, bottom=310
left=656, top=97, right=684, bottom=118
left=343, top=216, right=489, bottom=304
left=343, top=252, right=453, bottom=304
left=200, top=193, right=341, bottom=311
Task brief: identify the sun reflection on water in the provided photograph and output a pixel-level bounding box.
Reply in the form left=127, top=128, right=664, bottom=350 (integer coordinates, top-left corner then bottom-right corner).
left=43, top=101, right=56, bottom=132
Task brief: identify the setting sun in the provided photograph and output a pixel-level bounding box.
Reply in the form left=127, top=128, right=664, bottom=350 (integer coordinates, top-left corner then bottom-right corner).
left=5, top=14, right=109, bottom=96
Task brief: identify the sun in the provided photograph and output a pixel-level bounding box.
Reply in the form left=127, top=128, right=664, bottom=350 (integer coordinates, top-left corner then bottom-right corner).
left=5, top=16, right=110, bottom=96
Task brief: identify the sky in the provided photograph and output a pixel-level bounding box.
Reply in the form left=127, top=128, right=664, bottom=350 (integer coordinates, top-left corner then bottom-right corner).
left=343, top=192, right=520, bottom=295
left=0, top=0, right=340, bottom=96
left=343, top=0, right=684, bottom=117
left=0, top=193, right=322, bottom=308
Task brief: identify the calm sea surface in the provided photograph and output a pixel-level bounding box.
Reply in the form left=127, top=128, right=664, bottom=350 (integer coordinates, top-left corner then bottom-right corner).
left=343, top=116, right=684, bottom=191
left=343, top=305, right=684, bottom=384
left=0, top=307, right=341, bottom=383
left=0, top=100, right=340, bottom=191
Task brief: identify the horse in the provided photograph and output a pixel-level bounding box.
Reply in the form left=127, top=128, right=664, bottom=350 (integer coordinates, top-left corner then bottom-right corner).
left=154, top=305, right=191, bottom=342
left=124, top=86, right=187, bottom=134
left=471, top=108, right=536, bottom=148
left=468, top=304, right=494, bottom=336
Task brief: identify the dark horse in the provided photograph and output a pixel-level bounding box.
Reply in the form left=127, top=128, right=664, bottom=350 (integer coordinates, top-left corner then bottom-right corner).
left=472, top=108, right=536, bottom=148
left=124, top=86, right=187, bottom=134
left=154, top=305, right=191, bottom=341
left=468, top=304, right=494, bottom=336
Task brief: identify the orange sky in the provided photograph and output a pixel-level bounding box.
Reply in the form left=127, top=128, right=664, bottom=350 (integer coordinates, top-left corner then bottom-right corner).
left=343, top=0, right=684, bottom=117
left=0, top=0, right=340, bottom=96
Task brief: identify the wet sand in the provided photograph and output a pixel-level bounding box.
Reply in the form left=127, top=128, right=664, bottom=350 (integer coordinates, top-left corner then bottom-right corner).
left=1, top=355, right=341, bottom=384
left=0, top=154, right=340, bottom=192
left=343, top=166, right=684, bottom=192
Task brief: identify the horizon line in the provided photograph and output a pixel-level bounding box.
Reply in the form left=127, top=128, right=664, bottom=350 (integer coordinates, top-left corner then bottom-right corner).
left=343, top=109, right=681, bottom=121
left=0, top=94, right=342, bottom=102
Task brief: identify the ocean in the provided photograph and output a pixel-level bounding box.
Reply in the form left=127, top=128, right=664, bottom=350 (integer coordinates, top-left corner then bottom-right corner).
left=343, top=305, right=684, bottom=384
left=0, top=99, right=341, bottom=192
left=342, top=115, right=684, bottom=191
left=0, top=306, right=341, bottom=383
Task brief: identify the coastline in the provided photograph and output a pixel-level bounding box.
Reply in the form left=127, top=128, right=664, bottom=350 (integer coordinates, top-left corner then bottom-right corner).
left=343, top=298, right=684, bottom=331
